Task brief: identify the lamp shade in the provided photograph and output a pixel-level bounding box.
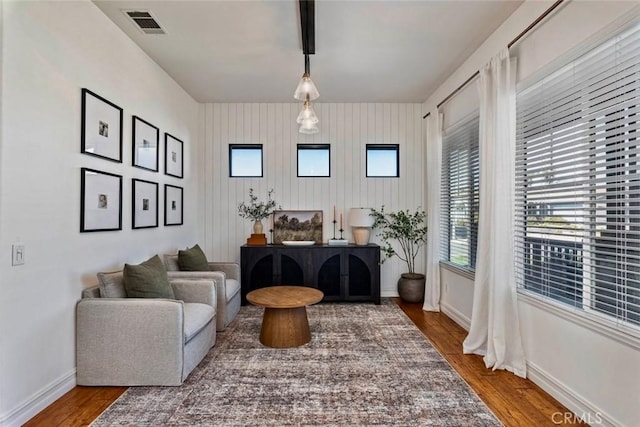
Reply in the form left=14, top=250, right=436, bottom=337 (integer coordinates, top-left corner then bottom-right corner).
left=294, top=74, right=320, bottom=101
left=349, top=208, right=374, bottom=227
left=297, top=102, right=319, bottom=124
left=299, top=119, right=319, bottom=134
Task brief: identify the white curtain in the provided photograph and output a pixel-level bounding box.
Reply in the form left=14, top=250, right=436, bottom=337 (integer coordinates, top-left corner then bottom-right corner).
left=423, top=113, right=443, bottom=312
left=462, top=48, right=527, bottom=378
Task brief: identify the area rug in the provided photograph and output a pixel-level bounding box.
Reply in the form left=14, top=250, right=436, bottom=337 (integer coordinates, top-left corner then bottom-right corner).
left=92, top=300, right=501, bottom=426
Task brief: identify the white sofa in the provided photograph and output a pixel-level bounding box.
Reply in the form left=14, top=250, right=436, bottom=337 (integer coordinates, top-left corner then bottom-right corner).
left=76, top=271, right=217, bottom=386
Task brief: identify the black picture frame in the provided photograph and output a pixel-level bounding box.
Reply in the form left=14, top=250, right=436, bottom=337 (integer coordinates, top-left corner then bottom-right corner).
left=164, top=184, right=183, bottom=226
left=81, top=89, right=123, bottom=163
left=132, top=179, right=159, bottom=229
left=80, top=168, right=122, bottom=232
left=164, top=133, right=184, bottom=178
left=132, top=116, right=159, bottom=171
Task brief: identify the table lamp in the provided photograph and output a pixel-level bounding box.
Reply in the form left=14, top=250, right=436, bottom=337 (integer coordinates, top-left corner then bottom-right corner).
left=349, top=208, right=375, bottom=245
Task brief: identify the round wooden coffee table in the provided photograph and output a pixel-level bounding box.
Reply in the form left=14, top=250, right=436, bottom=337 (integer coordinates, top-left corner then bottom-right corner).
left=247, top=286, right=324, bottom=348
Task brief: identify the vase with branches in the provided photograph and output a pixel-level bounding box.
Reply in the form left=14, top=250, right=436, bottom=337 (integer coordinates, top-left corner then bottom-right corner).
left=238, top=188, right=280, bottom=234
left=371, top=206, right=428, bottom=302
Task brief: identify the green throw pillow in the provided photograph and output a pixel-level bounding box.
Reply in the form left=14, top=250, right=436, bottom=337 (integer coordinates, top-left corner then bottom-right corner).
left=123, top=255, right=175, bottom=299
left=178, top=244, right=210, bottom=271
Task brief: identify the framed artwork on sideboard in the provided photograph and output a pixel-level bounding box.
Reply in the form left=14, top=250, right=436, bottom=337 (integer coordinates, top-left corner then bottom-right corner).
left=273, top=210, right=323, bottom=244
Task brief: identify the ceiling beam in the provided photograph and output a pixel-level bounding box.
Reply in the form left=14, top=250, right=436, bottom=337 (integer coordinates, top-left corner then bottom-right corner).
left=299, top=0, right=315, bottom=55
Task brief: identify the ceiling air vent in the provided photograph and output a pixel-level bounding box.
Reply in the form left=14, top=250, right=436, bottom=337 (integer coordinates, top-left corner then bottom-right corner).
left=123, top=10, right=166, bottom=35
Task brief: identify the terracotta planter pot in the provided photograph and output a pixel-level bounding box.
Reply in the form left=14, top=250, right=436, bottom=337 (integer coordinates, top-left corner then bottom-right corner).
left=397, top=273, right=426, bottom=303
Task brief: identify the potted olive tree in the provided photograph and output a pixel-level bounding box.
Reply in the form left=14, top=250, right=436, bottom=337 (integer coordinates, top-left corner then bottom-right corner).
left=371, top=206, right=428, bottom=303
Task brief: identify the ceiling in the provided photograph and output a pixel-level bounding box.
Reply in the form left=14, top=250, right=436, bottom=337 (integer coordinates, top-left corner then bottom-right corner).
left=93, top=1, right=523, bottom=103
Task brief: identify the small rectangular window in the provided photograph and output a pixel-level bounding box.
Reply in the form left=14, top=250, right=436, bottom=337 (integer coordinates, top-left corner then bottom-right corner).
left=229, top=144, right=263, bottom=177
left=297, top=144, right=330, bottom=177
left=366, top=144, right=399, bottom=177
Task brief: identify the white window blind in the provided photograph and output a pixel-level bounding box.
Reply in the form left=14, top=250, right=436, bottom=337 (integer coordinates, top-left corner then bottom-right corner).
left=440, top=115, right=479, bottom=269
left=515, top=23, right=640, bottom=328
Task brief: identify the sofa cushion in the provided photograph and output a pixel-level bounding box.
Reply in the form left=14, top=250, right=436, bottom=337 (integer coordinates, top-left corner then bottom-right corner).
left=163, top=254, right=180, bottom=271
left=97, top=271, right=126, bottom=298
left=123, top=255, right=175, bottom=299
left=178, top=244, right=209, bottom=271
left=82, top=286, right=102, bottom=299
left=183, top=303, right=215, bottom=343
left=226, top=279, right=241, bottom=301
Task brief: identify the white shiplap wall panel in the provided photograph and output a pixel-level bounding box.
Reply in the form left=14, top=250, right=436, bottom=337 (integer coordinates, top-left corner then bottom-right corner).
left=202, top=102, right=424, bottom=297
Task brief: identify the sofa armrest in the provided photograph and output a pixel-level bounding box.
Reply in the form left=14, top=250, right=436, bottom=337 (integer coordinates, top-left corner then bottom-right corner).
left=167, top=271, right=226, bottom=298
left=208, top=262, right=239, bottom=281
left=76, top=298, right=184, bottom=386
left=171, top=279, right=217, bottom=309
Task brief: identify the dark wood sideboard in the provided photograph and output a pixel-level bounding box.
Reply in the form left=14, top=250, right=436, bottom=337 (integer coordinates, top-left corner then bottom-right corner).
left=240, top=244, right=380, bottom=305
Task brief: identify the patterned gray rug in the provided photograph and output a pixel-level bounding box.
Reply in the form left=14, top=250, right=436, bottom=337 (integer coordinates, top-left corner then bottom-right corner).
left=92, top=300, right=501, bottom=426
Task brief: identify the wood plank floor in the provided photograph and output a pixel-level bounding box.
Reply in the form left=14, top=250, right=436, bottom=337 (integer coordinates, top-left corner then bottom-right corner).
left=394, top=299, right=586, bottom=427
left=25, top=299, right=583, bottom=426
left=24, top=386, right=126, bottom=427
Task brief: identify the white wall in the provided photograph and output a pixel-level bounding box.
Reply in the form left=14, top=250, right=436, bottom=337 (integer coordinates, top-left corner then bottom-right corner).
left=0, top=2, right=200, bottom=425
left=439, top=267, right=473, bottom=330
left=201, top=103, right=424, bottom=296
left=424, top=1, right=640, bottom=425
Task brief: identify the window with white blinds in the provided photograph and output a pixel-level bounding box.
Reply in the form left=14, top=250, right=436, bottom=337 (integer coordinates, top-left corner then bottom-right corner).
left=515, top=23, right=640, bottom=329
left=441, top=115, right=479, bottom=270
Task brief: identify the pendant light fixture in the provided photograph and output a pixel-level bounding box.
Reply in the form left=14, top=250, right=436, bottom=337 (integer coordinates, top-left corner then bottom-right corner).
left=296, top=95, right=319, bottom=124
left=295, top=0, right=319, bottom=134
left=294, top=55, right=320, bottom=101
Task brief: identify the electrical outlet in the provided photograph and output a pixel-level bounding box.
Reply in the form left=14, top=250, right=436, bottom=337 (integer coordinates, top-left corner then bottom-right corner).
left=12, top=244, right=25, bottom=266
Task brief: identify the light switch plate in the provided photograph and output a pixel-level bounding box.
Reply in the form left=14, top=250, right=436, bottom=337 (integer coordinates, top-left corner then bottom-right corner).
left=12, top=244, right=25, bottom=266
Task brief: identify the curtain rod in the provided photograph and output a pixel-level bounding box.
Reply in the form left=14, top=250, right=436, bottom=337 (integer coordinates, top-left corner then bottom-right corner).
left=422, top=112, right=431, bottom=119
left=508, top=0, right=564, bottom=49
left=436, top=71, right=479, bottom=110
left=435, top=0, right=565, bottom=110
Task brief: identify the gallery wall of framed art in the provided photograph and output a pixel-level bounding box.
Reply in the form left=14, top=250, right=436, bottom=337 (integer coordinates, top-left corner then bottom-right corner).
left=79, top=87, right=187, bottom=232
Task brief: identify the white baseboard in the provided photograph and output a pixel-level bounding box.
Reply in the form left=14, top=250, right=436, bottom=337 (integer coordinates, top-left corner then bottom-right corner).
left=0, top=369, right=76, bottom=427
left=440, top=301, right=471, bottom=331
left=526, top=361, right=620, bottom=427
